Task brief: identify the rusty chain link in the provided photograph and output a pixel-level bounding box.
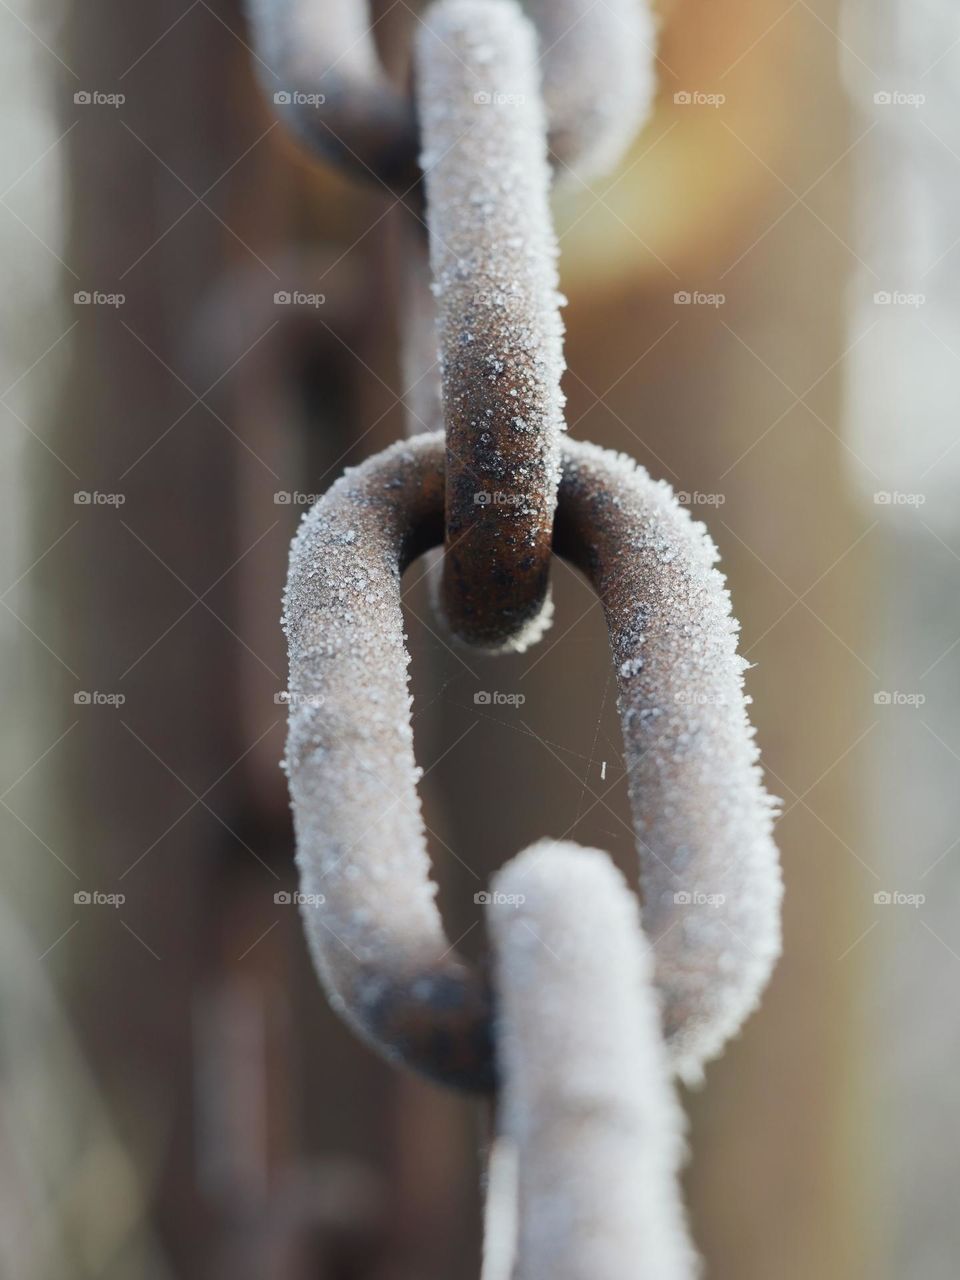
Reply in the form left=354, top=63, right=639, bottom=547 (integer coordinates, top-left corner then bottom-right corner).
left=488, top=842, right=700, bottom=1278
left=247, top=0, right=654, bottom=188
left=415, top=4, right=565, bottom=650
left=249, top=0, right=657, bottom=642
left=246, top=0, right=419, bottom=189
left=251, top=0, right=782, bottom=1268
left=282, top=431, right=780, bottom=1090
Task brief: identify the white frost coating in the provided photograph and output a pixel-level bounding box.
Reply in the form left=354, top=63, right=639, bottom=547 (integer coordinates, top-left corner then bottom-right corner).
left=281, top=437, right=455, bottom=1069
left=556, top=440, right=783, bottom=1082
left=245, top=0, right=415, bottom=183
left=415, top=0, right=565, bottom=499
left=283, top=432, right=781, bottom=1084
left=248, top=0, right=654, bottom=187
left=415, top=0, right=566, bottom=646
left=490, top=843, right=699, bottom=1280
left=480, top=1138, right=519, bottom=1280
left=524, top=0, right=658, bottom=181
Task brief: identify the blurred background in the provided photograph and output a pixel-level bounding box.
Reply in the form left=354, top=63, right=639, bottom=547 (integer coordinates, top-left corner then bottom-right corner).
left=1, top=0, right=958, bottom=1276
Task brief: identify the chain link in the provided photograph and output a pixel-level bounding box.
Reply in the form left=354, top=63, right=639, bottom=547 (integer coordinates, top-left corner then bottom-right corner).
left=246, top=0, right=418, bottom=188
left=247, top=0, right=654, bottom=187
left=281, top=432, right=780, bottom=1089
left=489, top=842, right=699, bottom=1277
left=415, top=4, right=564, bottom=649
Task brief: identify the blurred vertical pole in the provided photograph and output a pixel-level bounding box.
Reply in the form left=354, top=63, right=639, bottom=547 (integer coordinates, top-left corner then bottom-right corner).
left=56, top=1, right=263, bottom=1270
left=845, top=4, right=960, bottom=1276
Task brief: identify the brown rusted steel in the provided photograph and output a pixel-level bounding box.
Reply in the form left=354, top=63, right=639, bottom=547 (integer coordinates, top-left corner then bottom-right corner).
left=282, top=432, right=780, bottom=1091
left=416, top=0, right=565, bottom=651
left=282, top=434, right=494, bottom=1091
left=245, top=0, right=656, bottom=194
left=245, top=0, right=419, bottom=191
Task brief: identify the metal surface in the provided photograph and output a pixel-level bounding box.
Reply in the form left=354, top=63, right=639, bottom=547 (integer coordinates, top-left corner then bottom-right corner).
left=245, top=0, right=419, bottom=190
left=245, top=0, right=654, bottom=191
left=246, top=0, right=660, bottom=648
left=257, top=4, right=783, bottom=1271
left=524, top=0, right=656, bottom=181
left=416, top=2, right=564, bottom=651
left=282, top=433, right=780, bottom=1090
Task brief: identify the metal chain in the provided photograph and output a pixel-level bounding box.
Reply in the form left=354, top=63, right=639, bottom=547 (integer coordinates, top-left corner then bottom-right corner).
left=246, top=0, right=419, bottom=189
left=415, top=4, right=565, bottom=650
left=488, top=842, right=700, bottom=1278
left=248, top=0, right=657, bottom=640
left=281, top=432, right=780, bottom=1089
left=251, top=0, right=783, bottom=1271
left=246, top=0, right=653, bottom=188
